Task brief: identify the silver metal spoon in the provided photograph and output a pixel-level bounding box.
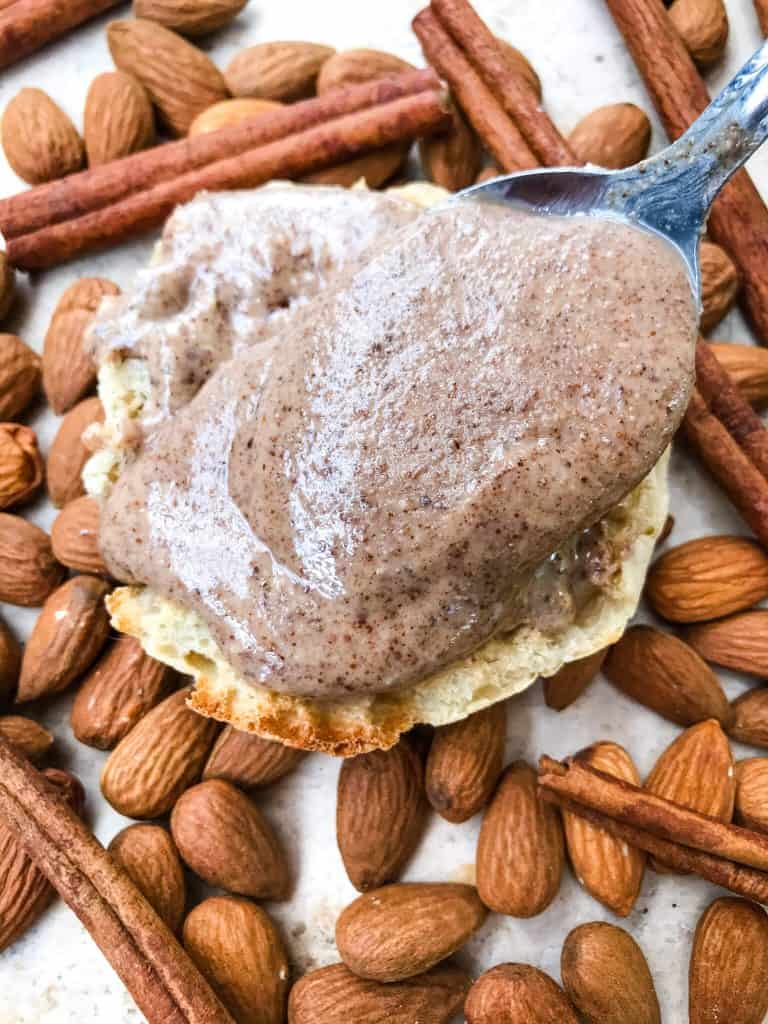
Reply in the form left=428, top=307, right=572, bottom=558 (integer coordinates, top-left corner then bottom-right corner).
left=461, top=38, right=768, bottom=303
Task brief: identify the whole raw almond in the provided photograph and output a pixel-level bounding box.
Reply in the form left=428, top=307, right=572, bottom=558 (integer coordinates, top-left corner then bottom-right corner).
left=646, top=536, right=768, bottom=622
left=71, top=637, right=174, bottom=750
left=670, top=0, right=729, bottom=68
left=686, top=610, right=768, bottom=676
left=203, top=725, right=304, bottom=789
left=476, top=760, right=564, bottom=917
left=0, top=424, right=43, bottom=510
left=543, top=649, right=607, bottom=711
left=735, top=758, right=768, bottom=832
left=335, top=882, right=486, bottom=983
left=1, top=88, right=84, bottom=184
left=561, top=921, right=660, bottom=1024
left=709, top=342, right=768, bottom=406
left=465, top=963, right=578, bottom=1024
left=689, top=897, right=768, bottom=1024
left=51, top=495, right=108, bottom=575
left=0, top=255, right=15, bottom=324
left=729, top=688, right=768, bottom=748
left=101, top=688, right=219, bottom=819
left=171, top=778, right=289, bottom=900
left=303, top=144, right=407, bottom=188
left=47, top=397, right=104, bottom=508
left=108, top=19, right=229, bottom=137
left=316, top=48, right=414, bottom=94
left=563, top=742, right=645, bottom=916
left=0, top=336, right=41, bottom=421
left=17, top=575, right=111, bottom=702
left=134, top=0, right=247, bottom=36
left=568, top=103, right=651, bottom=169
left=0, top=618, right=20, bottom=705
left=420, top=103, right=482, bottom=191
left=226, top=41, right=334, bottom=101
left=0, top=514, right=64, bottom=607
left=188, top=97, right=282, bottom=136
left=108, top=823, right=186, bottom=932
left=337, top=737, right=427, bottom=892
left=43, top=277, right=120, bottom=414
left=699, top=240, right=739, bottom=332
left=646, top=719, right=734, bottom=818
left=0, top=716, right=53, bottom=763
left=183, top=896, right=289, bottom=1024
left=496, top=38, right=542, bottom=100
left=425, top=704, right=506, bottom=823
left=288, top=961, right=470, bottom=1024
left=84, top=71, right=154, bottom=166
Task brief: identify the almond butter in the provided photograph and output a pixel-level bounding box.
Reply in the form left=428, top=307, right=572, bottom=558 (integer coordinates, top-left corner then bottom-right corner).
left=303, top=144, right=408, bottom=188
left=47, top=397, right=104, bottom=508
left=543, top=649, right=607, bottom=711
left=316, top=48, right=413, bottom=94
left=0, top=255, right=15, bottom=323
left=0, top=514, right=64, bottom=607
left=0, top=716, right=53, bottom=763
left=700, top=239, right=740, bottom=333
left=568, top=103, right=651, bottom=169
left=686, top=610, right=768, bottom=676
left=425, top=704, right=506, bottom=823
left=561, top=921, right=660, bottom=1024
left=465, top=964, right=578, bottom=1024
left=669, top=0, right=729, bottom=68
left=51, top=495, right=108, bottom=575
left=188, top=97, right=282, bottom=136
left=43, top=277, right=120, bottom=414
left=496, top=38, right=542, bottom=100
left=336, top=882, right=486, bottom=983
left=0, top=424, right=43, bottom=509
left=134, top=0, right=247, bottom=37
left=709, top=342, right=768, bottom=406
left=420, top=103, right=482, bottom=191
left=171, top=778, right=289, bottom=900
left=476, top=760, right=564, bottom=917
left=735, top=758, right=768, bottom=832
left=646, top=535, right=768, bottom=622
left=183, top=896, right=289, bottom=1024
left=226, top=41, right=335, bottom=102
left=1, top=88, right=84, bottom=184
left=689, top=897, right=768, bottom=1024
left=0, top=618, right=20, bottom=705
left=729, top=688, right=768, bottom=749
left=108, top=823, right=186, bottom=932
left=202, top=725, right=304, bottom=789
left=108, top=19, right=229, bottom=137
left=0, top=335, right=41, bottom=421
left=101, top=688, right=219, bottom=819
left=563, top=742, right=645, bottom=916
left=84, top=71, right=155, bottom=166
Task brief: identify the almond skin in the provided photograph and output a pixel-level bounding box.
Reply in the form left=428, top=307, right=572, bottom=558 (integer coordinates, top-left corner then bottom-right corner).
left=84, top=71, right=155, bottom=166
left=686, top=610, right=768, bottom=676
left=568, top=103, right=651, bottom=169
left=203, top=725, right=305, bottom=789
left=1, top=88, right=84, bottom=184
left=561, top=922, right=660, bottom=1024
left=645, top=718, right=734, bottom=821
left=226, top=41, right=335, bottom=101
left=17, top=575, right=111, bottom=702
left=709, top=342, right=768, bottom=406
left=476, top=760, right=564, bottom=917
left=101, top=688, right=219, bottom=819
left=729, top=688, right=768, bottom=749
left=171, top=779, right=290, bottom=900
left=317, top=48, right=414, bottom=94
left=134, top=0, right=247, bottom=37
left=699, top=240, right=740, bottom=333
left=0, top=335, right=41, bottom=421
left=669, top=0, right=729, bottom=68
left=420, top=103, right=482, bottom=191
left=603, top=626, right=733, bottom=728
left=425, top=704, right=506, bottom=823
left=47, top=397, right=104, bottom=508
left=336, top=882, right=486, bottom=983
left=689, top=897, right=768, bottom=1024
left=108, top=823, right=186, bottom=932
left=303, top=143, right=408, bottom=188
left=0, top=424, right=44, bottom=510
left=0, top=618, right=21, bottom=706
left=288, top=961, right=470, bottom=1024
left=51, top=495, right=108, bottom=575
left=0, top=255, right=15, bottom=323
left=0, top=716, right=53, bottom=763
left=188, top=97, right=282, bottom=136
left=735, top=758, right=768, bottom=832
left=0, top=514, right=64, bottom=607
left=543, top=649, right=607, bottom=711
left=337, top=738, right=427, bottom=892
left=183, top=896, right=289, bottom=1024
left=465, top=964, right=578, bottom=1024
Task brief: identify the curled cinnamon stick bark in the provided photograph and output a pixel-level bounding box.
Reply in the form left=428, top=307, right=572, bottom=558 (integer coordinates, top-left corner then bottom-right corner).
left=0, top=0, right=121, bottom=69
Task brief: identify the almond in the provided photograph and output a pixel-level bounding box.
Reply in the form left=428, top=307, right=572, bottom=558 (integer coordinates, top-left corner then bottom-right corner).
left=729, top=688, right=768, bottom=749
left=226, top=41, right=335, bottom=101
left=425, top=704, right=506, bottom=823
left=1, top=88, right=84, bottom=185
left=171, top=779, right=289, bottom=900
left=47, top=397, right=104, bottom=508
left=686, top=610, right=768, bottom=676
left=0, top=255, right=15, bottom=323
left=669, top=0, right=729, bottom=69
left=495, top=39, right=542, bottom=100
left=71, top=637, right=175, bottom=750
left=188, top=97, right=282, bottom=136
left=337, top=737, right=427, bottom=892
left=0, top=514, right=64, bottom=607
left=735, top=758, right=768, bottom=832
left=561, top=921, right=660, bottom=1024
left=708, top=342, right=768, bottom=406
left=465, top=964, right=578, bottom=1024
left=0, top=423, right=43, bottom=509
left=603, top=626, right=732, bottom=727
left=563, top=742, right=645, bottom=916
left=108, top=823, right=186, bottom=932
left=0, top=618, right=20, bottom=705
left=658, top=513, right=675, bottom=545
left=134, top=0, right=247, bottom=37
left=108, top=19, right=229, bottom=137
left=646, top=535, right=768, bottom=622
left=420, top=103, right=482, bottom=191
left=335, top=882, right=486, bottom=983
left=84, top=71, right=155, bottom=166
left=303, top=144, right=407, bottom=189
left=203, top=725, right=304, bottom=789
left=689, top=897, right=768, bottom=1024
left=183, top=896, right=289, bottom=1023
left=101, top=688, right=219, bottom=819
left=0, top=716, right=53, bottom=763
left=699, top=239, right=739, bottom=333
left=51, top=495, right=108, bottom=575
left=316, top=48, right=414, bottom=94
left=17, top=575, right=111, bottom=702
left=543, top=649, right=607, bottom=711
left=475, top=164, right=501, bottom=184
left=0, top=335, right=41, bottom=421
left=476, top=760, right=564, bottom=917
left=568, top=103, right=651, bottom=169
left=288, top=961, right=470, bottom=1024
left=43, top=277, right=120, bottom=414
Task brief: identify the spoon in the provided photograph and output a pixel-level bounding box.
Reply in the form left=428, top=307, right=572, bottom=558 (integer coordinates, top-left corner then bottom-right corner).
left=461, top=38, right=768, bottom=303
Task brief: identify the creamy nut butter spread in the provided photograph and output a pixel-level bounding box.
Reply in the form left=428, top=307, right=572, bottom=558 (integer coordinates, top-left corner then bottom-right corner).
left=99, top=189, right=697, bottom=700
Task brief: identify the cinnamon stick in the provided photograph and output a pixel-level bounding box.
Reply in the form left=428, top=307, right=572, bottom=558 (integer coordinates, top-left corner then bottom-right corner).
left=604, top=0, right=768, bottom=342
left=412, top=8, right=538, bottom=172
left=7, top=89, right=449, bottom=271
left=0, top=0, right=121, bottom=68
left=756, top=0, right=768, bottom=37
left=0, top=69, right=440, bottom=241
left=0, top=737, right=235, bottom=1023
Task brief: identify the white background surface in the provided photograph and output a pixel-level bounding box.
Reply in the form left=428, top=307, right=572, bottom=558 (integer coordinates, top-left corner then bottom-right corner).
left=1, top=1, right=768, bottom=1021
